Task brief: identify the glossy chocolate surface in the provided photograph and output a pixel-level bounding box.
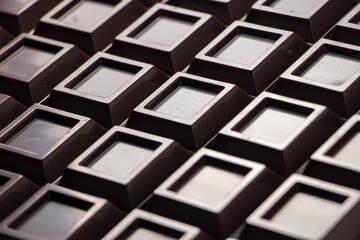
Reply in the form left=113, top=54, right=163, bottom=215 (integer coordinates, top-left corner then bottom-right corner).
left=103, top=209, right=212, bottom=240
left=0, top=184, right=124, bottom=240
left=305, top=114, right=360, bottom=190
left=126, top=72, right=252, bottom=151
left=0, top=28, right=12, bottom=49
left=47, top=52, right=167, bottom=128
left=272, top=39, right=360, bottom=118
left=0, top=169, right=38, bottom=221
left=0, top=0, right=61, bottom=35
left=0, top=0, right=358, bottom=239
left=148, top=149, right=282, bottom=239
left=165, top=0, right=257, bottom=24
left=60, top=126, right=190, bottom=210
left=211, top=92, right=343, bottom=176
left=327, top=3, right=360, bottom=46
left=243, top=174, right=360, bottom=240
left=0, top=34, right=87, bottom=106
left=0, top=104, right=105, bottom=185
left=0, top=94, right=26, bottom=131
left=246, top=0, right=358, bottom=43
left=35, top=0, right=145, bottom=55
left=188, top=21, right=309, bottom=95
left=109, top=3, right=224, bottom=75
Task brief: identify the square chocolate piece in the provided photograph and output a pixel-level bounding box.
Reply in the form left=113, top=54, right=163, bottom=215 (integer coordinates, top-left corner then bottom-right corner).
left=188, top=21, right=309, bottom=95
left=0, top=0, right=61, bottom=35
left=165, top=0, right=257, bottom=24
left=243, top=174, right=360, bottom=240
left=125, top=72, right=252, bottom=151
left=328, top=3, right=360, bottom=46
left=35, top=0, right=145, bottom=55
left=109, top=3, right=224, bottom=75
left=0, top=93, right=26, bottom=131
left=211, top=92, right=343, bottom=176
left=148, top=149, right=282, bottom=239
left=0, top=169, right=38, bottom=221
left=0, top=33, right=87, bottom=106
left=246, top=0, right=358, bottom=43
left=60, top=126, right=191, bottom=210
left=47, top=52, right=167, bottom=128
left=0, top=104, right=105, bottom=185
left=103, top=209, right=213, bottom=240
left=272, top=39, right=360, bottom=118
left=305, top=114, right=360, bottom=190
left=0, top=184, right=124, bottom=240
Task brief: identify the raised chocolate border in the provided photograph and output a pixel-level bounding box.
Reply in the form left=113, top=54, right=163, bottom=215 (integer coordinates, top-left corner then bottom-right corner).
left=103, top=209, right=208, bottom=240
left=35, top=0, right=145, bottom=54
left=246, top=0, right=357, bottom=43
left=188, top=21, right=309, bottom=95
left=305, top=114, right=360, bottom=190
left=125, top=72, right=251, bottom=151
left=0, top=104, right=105, bottom=184
left=244, top=174, right=360, bottom=239
left=47, top=52, right=167, bottom=128
left=60, top=126, right=190, bottom=210
left=272, top=38, right=360, bottom=117
left=0, top=33, right=87, bottom=106
left=150, top=148, right=281, bottom=238
left=109, top=3, right=224, bottom=75
left=0, top=184, right=123, bottom=240
left=328, top=3, right=360, bottom=46
left=211, top=92, right=342, bottom=175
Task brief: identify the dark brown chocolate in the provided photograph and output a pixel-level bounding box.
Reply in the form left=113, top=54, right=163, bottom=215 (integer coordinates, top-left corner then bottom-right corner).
left=188, top=21, right=309, bottom=95
left=0, top=169, right=38, bottom=221
left=165, top=0, right=257, bottom=25
left=147, top=149, right=282, bottom=239
left=211, top=92, right=343, bottom=176
left=0, top=33, right=88, bottom=106
left=0, top=93, right=26, bottom=131
left=0, top=0, right=61, bottom=35
left=47, top=52, right=167, bottom=128
left=304, top=114, right=360, bottom=190
left=327, top=3, right=360, bottom=46
left=109, top=3, right=224, bottom=75
left=246, top=0, right=358, bottom=43
left=60, top=126, right=191, bottom=210
left=0, top=27, right=12, bottom=48
left=125, top=72, right=252, bottom=151
left=0, top=184, right=124, bottom=240
left=137, top=0, right=162, bottom=7
left=103, top=209, right=213, bottom=240
left=0, top=104, right=106, bottom=185
left=35, top=0, right=145, bottom=55
left=272, top=39, right=360, bottom=118
left=242, top=174, right=360, bottom=240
